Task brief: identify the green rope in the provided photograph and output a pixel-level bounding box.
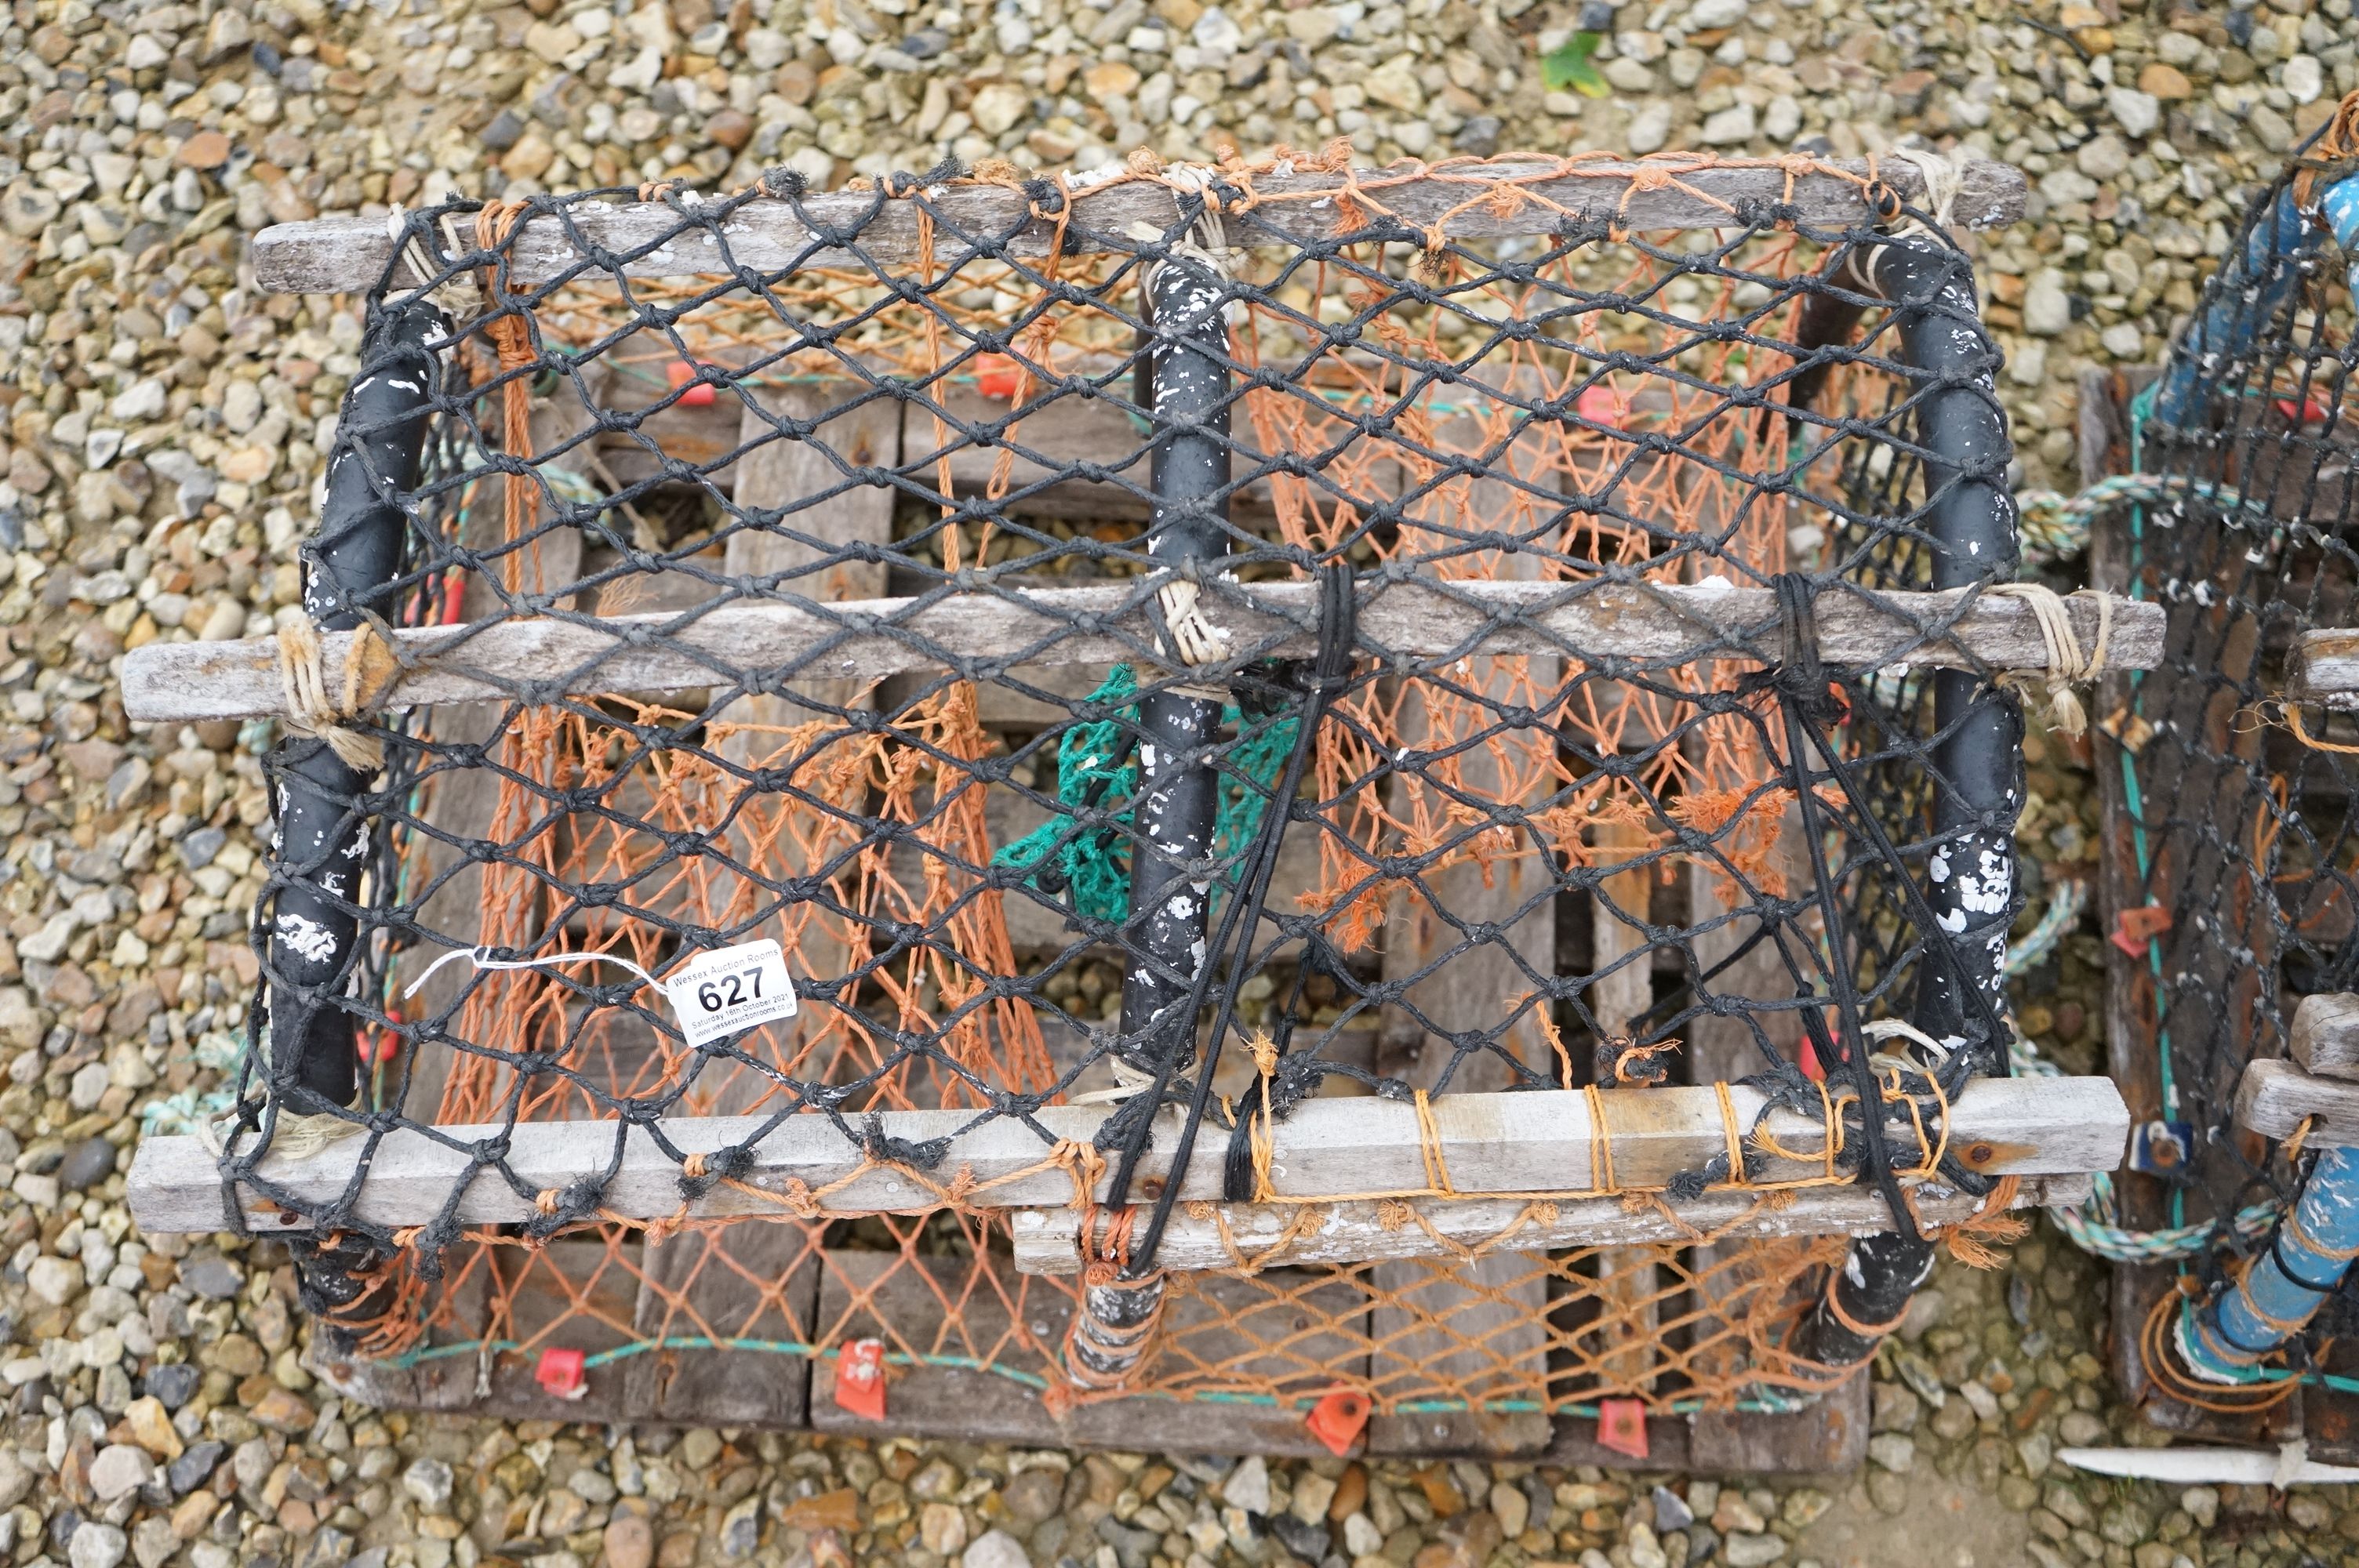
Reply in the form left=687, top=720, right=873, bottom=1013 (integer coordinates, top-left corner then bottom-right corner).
left=994, top=664, right=1298, bottom=921
left=2012, top=470, right=2272, bottom=564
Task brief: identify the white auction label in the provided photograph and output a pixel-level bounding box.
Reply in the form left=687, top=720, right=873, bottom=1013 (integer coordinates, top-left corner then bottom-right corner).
left=666, top=939, right=796, bottom=1047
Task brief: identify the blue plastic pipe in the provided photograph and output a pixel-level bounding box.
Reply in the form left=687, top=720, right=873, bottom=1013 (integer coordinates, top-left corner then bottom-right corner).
left=2183, top=1146, right=2359, bottom=1378
left=2153, top=187, right=2317, bottom=430
left=2323, top=176, right=2359, bottom=303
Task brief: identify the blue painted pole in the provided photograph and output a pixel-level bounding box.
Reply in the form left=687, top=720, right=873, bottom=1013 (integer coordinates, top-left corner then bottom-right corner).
left=2322, top=176, right=2359, bottom=303
left=2152, top=187, right=2317, bottom=430
left=2183, top=1146, right=2359, bottom=1377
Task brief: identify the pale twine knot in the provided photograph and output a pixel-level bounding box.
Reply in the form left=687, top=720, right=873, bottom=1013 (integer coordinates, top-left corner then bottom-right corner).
left=1126, top=187, right=1240, bottom=311
left=1152, top=576, right=1233, bottom=703
left=1885, top=146, right=1965, bottom=236
left=275, top=615, right=399, bottom=772
left=1157, top=577, right=1225, bottom=665
left=383, top=203, right=484, bottom=325
left=1067, top=1054, right=1161, bottom=1106
left=196, top=1094, right=364, bottom=1163
left=1990, top=583, right=2116, bottom=739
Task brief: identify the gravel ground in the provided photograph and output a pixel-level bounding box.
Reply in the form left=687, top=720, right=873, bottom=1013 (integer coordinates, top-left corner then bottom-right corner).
left=3, top=0, right=2359, bottom=1566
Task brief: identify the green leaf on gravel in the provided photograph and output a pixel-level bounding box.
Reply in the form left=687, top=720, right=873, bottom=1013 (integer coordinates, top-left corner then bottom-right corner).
left=1540, top=31, right=1611, bottom=98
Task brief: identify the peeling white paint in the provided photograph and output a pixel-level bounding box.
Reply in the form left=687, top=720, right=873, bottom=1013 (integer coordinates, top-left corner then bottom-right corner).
left=275, top=913, right=340, bottom=964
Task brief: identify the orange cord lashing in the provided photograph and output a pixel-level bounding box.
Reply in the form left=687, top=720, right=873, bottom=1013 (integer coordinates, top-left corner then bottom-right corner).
left=1935, top=1174, right=2029, bottom=1270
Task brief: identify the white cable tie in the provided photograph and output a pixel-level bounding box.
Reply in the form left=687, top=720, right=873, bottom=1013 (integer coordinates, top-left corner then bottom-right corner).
left=402, top=945, right=666, bottom=1002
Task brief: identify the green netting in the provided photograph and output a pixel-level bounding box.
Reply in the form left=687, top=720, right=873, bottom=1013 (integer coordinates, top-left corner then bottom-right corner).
left=994, top=663, right=1299, bottom=922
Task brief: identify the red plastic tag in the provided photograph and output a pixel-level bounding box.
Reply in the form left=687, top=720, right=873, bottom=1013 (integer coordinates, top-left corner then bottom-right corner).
left=357, top=1007, right=402, bottom=1068
left=1797, top=1034, right=1824, bottom=1083
left=534, top=1346, right=587, bottom=1399
left=667, top=358, right=716, bottom=408
left=2111, top=903, right=2171, bottom=957
left=1304, top=1388, right=1371, bottom=1456
left=1575, top=384, right=1627, bottom=430
left=1598, top=1398, right=1648, bottom=1460
left=834, top=1338, right=887, bottom=1421
left=973, top=354, right=1023, bottom=401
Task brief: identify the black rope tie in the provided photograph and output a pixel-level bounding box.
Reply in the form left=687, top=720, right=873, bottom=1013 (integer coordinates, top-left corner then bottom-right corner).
left=1746, top=573, right=1919, bottom=1244
left=1737, top=572, right=1848, bottom=730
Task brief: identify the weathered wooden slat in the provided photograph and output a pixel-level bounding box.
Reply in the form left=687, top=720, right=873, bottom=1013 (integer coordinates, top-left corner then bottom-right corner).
left=391, top=387, right=597, bottom=1123
left=2293, top=993, right=2359, bottom=1083
left=2234, top=1058, right=2359, bottom=1145
left=2289, top=630, right=2359, bottom=708
left=1369, top=1252, right=1552, bottom=1454
left=1587, top=813, right=1659, bottom=1396
left=128, top=1073, right=2128, bottom=1232
left=1008, top=1173, right=2089, bottom=1274
left=1528, top=1384, right=1870, bottom=1479
left=251, top=159, right=2029, bottom=294
left=121, top=580, right=2163, bottom=725
left=1690, top=1378, right=1869, bottom=1473
left=620, top=1221, right=822, bottom=1425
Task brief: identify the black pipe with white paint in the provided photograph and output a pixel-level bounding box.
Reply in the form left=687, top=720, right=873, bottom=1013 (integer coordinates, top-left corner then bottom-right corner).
left=1794, top=230, right=2023, bottom=1369
left=260, top=299, right=445, bottom=1115
left=1110, top=245, right=1235, bottom=1112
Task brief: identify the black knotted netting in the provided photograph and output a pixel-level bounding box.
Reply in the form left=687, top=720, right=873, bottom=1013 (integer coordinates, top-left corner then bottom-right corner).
left=187, top=151, right=2037, bottom=1424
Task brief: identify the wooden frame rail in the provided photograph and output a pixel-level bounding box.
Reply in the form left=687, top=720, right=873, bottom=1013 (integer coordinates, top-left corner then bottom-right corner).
left=2287, top=630, right=2359, bottom=709
left=2231, top=993, right=2359, bottom=1145
left=250, top=158, right=2029, bottom=295
left=2237, top=1058, right=2359, bottom=1145
left=129, top=1075, right=2129, bottom=1235
left=1009, top=1174, right=2092, bottom=1274
left=121, top=579, right=2161, bottom=726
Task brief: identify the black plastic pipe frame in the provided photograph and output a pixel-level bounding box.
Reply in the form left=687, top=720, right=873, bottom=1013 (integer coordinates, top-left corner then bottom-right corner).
left=1110, top=249, right=1234, bottom=1093
left=1794, top=234, right=2024, bottom=1369
left=260, top=299, right=445, bottom=1118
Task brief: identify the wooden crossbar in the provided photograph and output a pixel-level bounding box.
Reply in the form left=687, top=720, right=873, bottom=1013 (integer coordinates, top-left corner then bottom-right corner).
left=1009, top=1174, right=2094, bottom=1274
left=128, top=1075, right=2128, bottom=1234
left=251, top=158, right=2028, bottom=295
left=2235, top=995, right=2359, bottom=1150
left=121, top=580, right=2160, bottom=725
left=2294, top=993, right=2359, bottom=1080
left=2287, top=630, right=2359, bottom=708
left=2235, top=1058, right=2359, bottom=1146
